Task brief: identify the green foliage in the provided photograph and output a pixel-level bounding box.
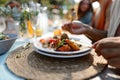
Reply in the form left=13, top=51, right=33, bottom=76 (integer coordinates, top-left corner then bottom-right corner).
left=0, top=0, right=8, bottom=5
left=15, top=0, right=28, bottom=4
left=20, top=10, right=38, bottom=20
left=0, top=6, right=12, bottom=16
left=20, top=10, right=38, bottom=32
left=15, top=0, right=38, bottom=4
left=0, top=33, right=9, bottom=40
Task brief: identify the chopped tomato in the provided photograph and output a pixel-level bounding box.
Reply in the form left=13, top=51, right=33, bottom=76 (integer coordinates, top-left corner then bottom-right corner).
left=49, top=39, right=56, bottom=43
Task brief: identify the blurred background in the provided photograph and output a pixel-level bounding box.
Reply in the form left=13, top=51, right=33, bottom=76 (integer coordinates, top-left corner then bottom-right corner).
left=0, top=0, right=100, bottom=37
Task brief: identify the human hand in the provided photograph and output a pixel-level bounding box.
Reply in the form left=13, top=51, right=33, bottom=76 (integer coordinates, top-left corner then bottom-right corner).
left=93, top=37, right=120, bottom=68
left=62, top=21, right=90, bottom=35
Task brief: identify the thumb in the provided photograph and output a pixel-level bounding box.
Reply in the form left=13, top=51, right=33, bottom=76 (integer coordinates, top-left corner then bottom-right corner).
left=92, top=41, right=99, bottom=49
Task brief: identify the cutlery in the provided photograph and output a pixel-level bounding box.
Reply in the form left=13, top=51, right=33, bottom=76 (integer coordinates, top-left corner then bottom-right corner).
left=16, top=42, right=30, bottom=58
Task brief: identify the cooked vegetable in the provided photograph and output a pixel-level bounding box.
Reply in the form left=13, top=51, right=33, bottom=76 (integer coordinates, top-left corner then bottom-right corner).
left=57, top=39, right=65, bottom=48
left=60, top=33, right=69, bottom=40
left=53, top=35, right=58, bottom=39
left=39, top=39, right=45, bottom=44
left=65, top=39, right=80, bottom=51
left=56, top=44, right=72, bottom=51
left=39, top=33, right=82, bottom=52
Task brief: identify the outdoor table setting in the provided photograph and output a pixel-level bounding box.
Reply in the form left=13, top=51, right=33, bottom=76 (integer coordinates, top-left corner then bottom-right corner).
left=0, top=31, right=120, bottom=80
left=0, top=0, right=120, bottom=80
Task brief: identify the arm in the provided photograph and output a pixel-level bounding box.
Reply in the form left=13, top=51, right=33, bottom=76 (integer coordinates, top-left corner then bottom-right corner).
left=115, top=24, right=120, bottom=36
left=62, top=21, right=107, bottom=42
left=85, top=26, right=107, bottom=41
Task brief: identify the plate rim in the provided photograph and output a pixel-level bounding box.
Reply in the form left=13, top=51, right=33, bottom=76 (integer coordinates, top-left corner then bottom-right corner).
left=35, top=48, right=90, bottom=58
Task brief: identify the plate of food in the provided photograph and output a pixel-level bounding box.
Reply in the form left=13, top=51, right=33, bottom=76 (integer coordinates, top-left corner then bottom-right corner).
left=34, top=32, right=92, bottom=56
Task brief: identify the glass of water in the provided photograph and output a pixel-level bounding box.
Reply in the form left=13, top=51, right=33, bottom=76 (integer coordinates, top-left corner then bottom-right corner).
left=0, top=17, right=6, bottom=33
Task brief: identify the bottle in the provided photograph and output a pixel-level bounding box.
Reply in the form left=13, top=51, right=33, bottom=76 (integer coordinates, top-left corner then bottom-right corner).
left=39, top=6, right=48, bottom=34
left=29, top=0, right=36, bottom=11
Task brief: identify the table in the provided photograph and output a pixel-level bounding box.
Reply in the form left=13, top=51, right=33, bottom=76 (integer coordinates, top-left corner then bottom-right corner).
left=0, top=38, right=28, bottom=80
left=0, top=37, right=120, bottom=80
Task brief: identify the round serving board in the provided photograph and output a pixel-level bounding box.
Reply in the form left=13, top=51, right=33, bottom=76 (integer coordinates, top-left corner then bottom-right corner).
left=6, top=44, right=107, bottom=80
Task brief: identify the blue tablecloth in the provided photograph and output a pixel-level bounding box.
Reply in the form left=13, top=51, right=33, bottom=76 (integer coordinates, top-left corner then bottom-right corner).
left=0, top=39, right=29, bottom=80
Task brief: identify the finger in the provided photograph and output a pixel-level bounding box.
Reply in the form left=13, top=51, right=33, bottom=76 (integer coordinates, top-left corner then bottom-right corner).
left=94, top=42, right=103, bottom=56
left=62, top=24, right=71, bottom=31
left=94, top=40, right=120, bottom=56
left=108, top=57, right=120, bottom=68
left=72, top=20, right=87, bottom=27
left=100, top=48, right=120, bottom=59
left=93, top=37, right=120, bottom=48
left=92, top=42, right=101, bottom=56
left=92, top=41, right=99, bottom=49
left=93, top=38, right=107, bottom=49
left=61, top=24, right=67, bottom=29
left=70, top=28, right=86, bottom=34
left=101, top=41, right=120, bottom=48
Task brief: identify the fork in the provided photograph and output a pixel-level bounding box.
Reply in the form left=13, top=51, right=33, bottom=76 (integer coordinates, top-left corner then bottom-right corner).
left=16, top=42, right=31, bottom=58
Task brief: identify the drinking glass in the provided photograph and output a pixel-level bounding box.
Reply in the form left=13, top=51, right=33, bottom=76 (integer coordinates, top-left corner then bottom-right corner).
left=32, top=16, right=43, bottom=39
left=0, top=17, right=6, bottom=33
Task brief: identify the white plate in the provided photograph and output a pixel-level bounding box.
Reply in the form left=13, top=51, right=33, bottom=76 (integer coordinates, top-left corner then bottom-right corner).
left=34, top=48, right=90, bottom=58
left=33, top=33, right=92, bottom=55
